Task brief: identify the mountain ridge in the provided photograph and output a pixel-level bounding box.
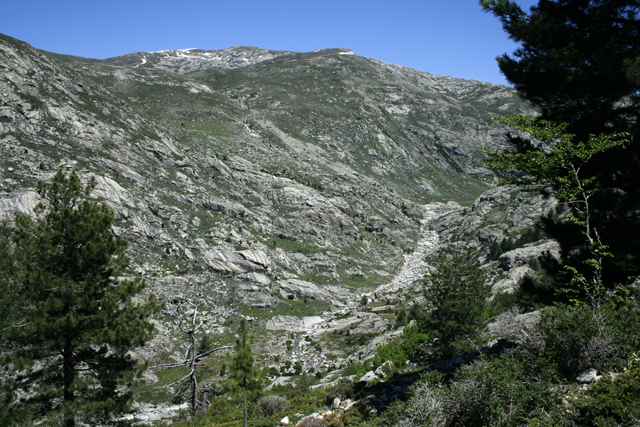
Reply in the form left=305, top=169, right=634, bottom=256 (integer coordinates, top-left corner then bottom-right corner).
left=0, top=32, right=553, bottom=420
left=100, top=46, right=357, bottom=74
left=0, top=28, right=537, bottom=317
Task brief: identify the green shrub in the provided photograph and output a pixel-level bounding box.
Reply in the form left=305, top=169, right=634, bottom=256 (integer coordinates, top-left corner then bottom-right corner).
left=513, top=268, right=563, bottom=311
left=325, top=378, right=356, bottom=405
left=395, top=309, right=407, bottom=327
left=377, top=370, right=445, bottom=427
left=256, top=395, right=289, bottom=417
left=574, top=366, right=640, bottom=427
left=342, top=361, right=364, bottom=377
left=536, top=305, right=615, bottom=380
left=604, top=292, right=640, bottom=368
left=444, top=356, right=558, bottom=427
left=371, top=322, right=429, bottom=370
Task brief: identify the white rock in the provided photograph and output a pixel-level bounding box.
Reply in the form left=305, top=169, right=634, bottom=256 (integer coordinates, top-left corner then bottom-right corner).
left=266, top=315, right=302, bottom=332
left=358, top=371, right=380, bottom=383
left=239, top=250, right=271, bottom=269
left=332, top=397, right=341, bottom=409
left=279, top=279, right=332, bottom=301
left=280, top=415, right=290, bottom=425
left=374, top=360, right=395, bottom=378
left=577, top=368, right=601, bottom=383
left=239, top=272, right=271, bottom=286
left=498, top=240, right=560, bottom=271
left=0, top=191, right=40, bottom=219
left=302, top=316, right=324, bottom=329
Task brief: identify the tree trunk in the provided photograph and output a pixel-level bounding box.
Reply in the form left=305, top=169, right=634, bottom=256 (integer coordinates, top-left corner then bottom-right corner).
left=189, top=329, right=198, bottom=414
left=63, top=341, right=75, bottom=427
left=202, top=389, right=209, bottom=410
left=244, top=388, right=248, bottom=427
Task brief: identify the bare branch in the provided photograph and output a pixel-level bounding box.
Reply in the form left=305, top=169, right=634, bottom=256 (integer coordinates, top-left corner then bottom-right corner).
left=195, top=345, right=233, bottom=362
left=159, top=369, right=195, bottom=389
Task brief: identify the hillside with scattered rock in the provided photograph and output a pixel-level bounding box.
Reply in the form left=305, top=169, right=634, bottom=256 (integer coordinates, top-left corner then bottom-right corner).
left=0, top=32, right=560, bottom=423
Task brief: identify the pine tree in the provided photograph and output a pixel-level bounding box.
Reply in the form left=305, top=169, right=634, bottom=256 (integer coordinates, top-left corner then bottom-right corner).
left=0, top=170, right=160, bottom=426
left=480, top=0, right=640, bottom=139
left=421, top=246, right=490, bottom=358
left=481, top=0, right=640, bottom=285
left=231, top=319, right=262, bottom=427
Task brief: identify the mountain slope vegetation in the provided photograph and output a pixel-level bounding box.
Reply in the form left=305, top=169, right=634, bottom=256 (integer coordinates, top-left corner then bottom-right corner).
left=7, top=22, right=635, bottom=425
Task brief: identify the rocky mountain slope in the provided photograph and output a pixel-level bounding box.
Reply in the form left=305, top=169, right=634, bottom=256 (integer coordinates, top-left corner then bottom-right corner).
left=0, top=32, right=553, bottom=415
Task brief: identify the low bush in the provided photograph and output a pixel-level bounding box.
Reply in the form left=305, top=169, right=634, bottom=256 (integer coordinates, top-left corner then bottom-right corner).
left=341, top=362, right=364, bottom=377
left=380, top=371, right=446, bottom=427
left=325, top=378, right=356, bottom=405
left=443, top=356, right=558, bottom=427
left=256, top=395, right=289, bottom=417
left=573, top=365, right=640, bottom=427
left=371, top=322, right=430, bottom=370
left=378, top=356, right=558, bottom=427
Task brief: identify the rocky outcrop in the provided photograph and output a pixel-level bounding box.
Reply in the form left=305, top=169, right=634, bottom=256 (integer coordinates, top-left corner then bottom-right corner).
left=498, top=240, right=561, bottom=271
left=0, top=191, right=40, bottom=219
left=265, top=315, right=325, bottom=332
left=103, top=46, right=302, bottom=73
left=278, top=279, right=333, bottom=301
left=266, top=316, right=305, bottom=332
left=239, top=272, right=271, bottom=286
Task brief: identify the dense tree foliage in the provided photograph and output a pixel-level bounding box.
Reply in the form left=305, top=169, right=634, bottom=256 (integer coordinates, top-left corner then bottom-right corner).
left=481, top=0, right=640, bottom=286
left=0, top=170, right=159, bottom=426
left=421, top=246, right=490, bottom=358
left=480, top=0, right=640, bottom=138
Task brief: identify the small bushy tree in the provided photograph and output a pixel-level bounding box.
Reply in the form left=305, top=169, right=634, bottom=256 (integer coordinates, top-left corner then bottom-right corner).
left=256, top=395, right=289, bottom=417
left=485, top=115, right=629, bottom=306
left=232, top=318, right=262, bottom=427
left=421, top=246, right=490, bottom=358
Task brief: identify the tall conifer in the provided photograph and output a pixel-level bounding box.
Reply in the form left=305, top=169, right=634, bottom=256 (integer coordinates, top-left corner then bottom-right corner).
left=481, top=0, right=640, bottom=285
left=1, top=170, right=160, bottom=426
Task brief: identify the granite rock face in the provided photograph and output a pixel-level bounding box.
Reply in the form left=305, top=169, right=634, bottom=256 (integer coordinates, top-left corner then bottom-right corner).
left=0, top=32, right=557, bottom=387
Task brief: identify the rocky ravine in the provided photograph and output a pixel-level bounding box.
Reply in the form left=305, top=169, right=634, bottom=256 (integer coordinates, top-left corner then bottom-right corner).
left=1, top=32, right=562, bottom=421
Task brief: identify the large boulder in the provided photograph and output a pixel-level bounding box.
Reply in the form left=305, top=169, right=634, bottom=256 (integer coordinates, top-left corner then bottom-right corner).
left=0, top=191, right=40, bottom=219
left=239, top=272, right=271, bottom=286
left=498, top=240, right=560, bottom=271
left=278, top=279, right=331, bottom=301
left=358, top=371, right=380, bottom=383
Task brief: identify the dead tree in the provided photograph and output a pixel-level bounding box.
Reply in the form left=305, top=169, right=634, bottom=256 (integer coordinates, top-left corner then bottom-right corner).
left=154, top=286, right=231, bottom=414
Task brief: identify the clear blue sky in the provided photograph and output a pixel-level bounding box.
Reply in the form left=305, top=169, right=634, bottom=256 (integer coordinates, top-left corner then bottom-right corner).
left=1, top=0, right=539, bottom=85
